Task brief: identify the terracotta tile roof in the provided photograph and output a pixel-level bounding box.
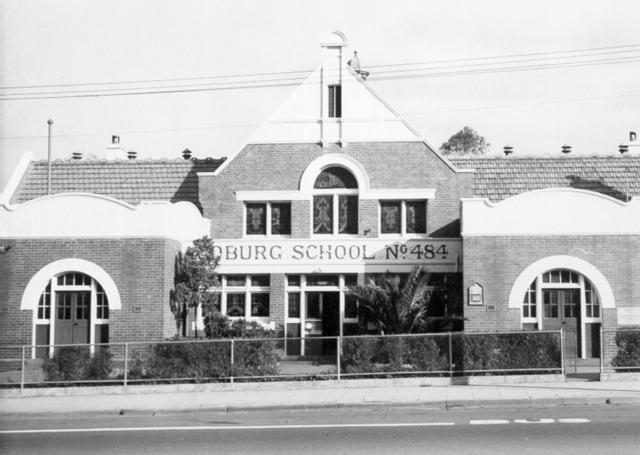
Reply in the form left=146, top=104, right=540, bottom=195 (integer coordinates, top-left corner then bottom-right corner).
left=10, top=158, right=225, bottom=209
left=450, top=155, right=640, bottom=202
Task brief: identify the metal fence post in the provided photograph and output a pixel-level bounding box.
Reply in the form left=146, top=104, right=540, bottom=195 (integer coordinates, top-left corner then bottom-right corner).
left=336, top=336, right=341, bottom=380
left=230, top=339, right=235, bottom=384
left=123, top=343, right=128, bottom=387
left=560, top=327, right=565, bottom=376
left=599, top=326, right=604, bottom=375
left=448, top=332, right=453, bottom=378
left=20, top=345, right=26, bottom=394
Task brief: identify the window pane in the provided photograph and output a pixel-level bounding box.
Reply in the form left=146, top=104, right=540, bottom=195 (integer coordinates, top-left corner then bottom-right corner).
left=226, top=275, right=246, bottom=287
left=307, top=274, right=338, bottom=286
left=313, top=195, right=333, bottom=234
left=344, top=274, right=357, bottom=287
left=246, top=203, right=266, bottom=235
left=345, top=295, right=358, bottom=318
left=251, top=275, right=270, bottom=287
left=314, top=167, right=357, bottom=189
left=288, top=293, right=301, bottom=318
left=328, top=85, right=342, bottom=118
left=287, top=275, right=301, bottom=287
left=306, top=293, right=321, bottom=319
left=380, top=201, right=401, bottom=233
left=251, top=293, right=270, bottom=317
left=226, top=293, right=246, bottom=317
left=406, top=201, right=426, bottom=233
left=271, top=203, right=291, bottom=235
left=338, top=195, right=358, bottom=234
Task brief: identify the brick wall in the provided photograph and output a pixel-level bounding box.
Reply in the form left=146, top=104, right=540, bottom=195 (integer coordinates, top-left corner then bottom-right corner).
left=463, top=235, right=640, bottom=332
left=199, top=142, right=474, bottom=240
left=0, top=237, right=179, bottom=347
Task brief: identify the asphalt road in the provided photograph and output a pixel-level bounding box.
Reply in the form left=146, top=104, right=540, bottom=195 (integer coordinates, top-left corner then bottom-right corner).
left=1, top=403, right=638, bottom=454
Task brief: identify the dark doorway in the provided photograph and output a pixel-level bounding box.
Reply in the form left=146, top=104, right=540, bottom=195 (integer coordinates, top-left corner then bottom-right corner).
left=321, top=292, right=340, bottom=355
left=54, top=291, right=90, bottom=345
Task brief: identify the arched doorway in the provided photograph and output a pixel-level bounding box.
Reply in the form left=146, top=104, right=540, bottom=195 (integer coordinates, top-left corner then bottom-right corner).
left=21, top=258, right=121, bottom=358
left=522, top=269, right=602, bottom=359
left=509, top=255, right=615, bottom=360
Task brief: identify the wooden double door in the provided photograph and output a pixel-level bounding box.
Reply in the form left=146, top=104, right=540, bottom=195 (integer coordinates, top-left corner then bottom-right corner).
left=542, top=289, right=580, bottom=357
left=54, top=291, right=90, bottom=345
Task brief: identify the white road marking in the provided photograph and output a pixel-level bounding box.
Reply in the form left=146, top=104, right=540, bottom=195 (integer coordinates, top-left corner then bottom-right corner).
left=0, top=422, right=455, bottom=434
left=469, top=420, right=510, bottom=425
left=513, top=419, right=555, bottom=424
left=557, top=418, right=591, bottom=423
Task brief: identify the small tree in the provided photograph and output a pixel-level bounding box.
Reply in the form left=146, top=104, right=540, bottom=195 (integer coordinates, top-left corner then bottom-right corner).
left=439, top=126, right=489, bottom=156
left=171, top=236, right=219, bottom=338
left=347, top=267, right=463, bottom=334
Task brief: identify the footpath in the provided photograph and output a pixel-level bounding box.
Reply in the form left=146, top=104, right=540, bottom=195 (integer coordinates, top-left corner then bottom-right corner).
left=1, top=377, right=640, bottom=415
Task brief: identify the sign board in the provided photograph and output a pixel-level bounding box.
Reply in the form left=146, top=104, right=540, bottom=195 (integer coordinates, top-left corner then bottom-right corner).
left=617, top=308, right=640, bottom=326
left=468, top=283, right=484, bottom=306
left=211, top=239, right=461, bottom=273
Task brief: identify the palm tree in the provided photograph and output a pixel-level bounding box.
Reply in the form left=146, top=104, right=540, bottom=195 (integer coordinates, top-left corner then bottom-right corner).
left=347, top=266, right=463, bottom=334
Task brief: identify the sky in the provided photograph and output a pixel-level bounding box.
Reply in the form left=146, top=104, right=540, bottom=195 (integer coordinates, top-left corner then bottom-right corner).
left=1, top=0, right=639, bottom=189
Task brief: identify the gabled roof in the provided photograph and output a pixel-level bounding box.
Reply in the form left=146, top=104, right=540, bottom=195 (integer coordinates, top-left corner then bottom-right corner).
left=9, top=158, right=225, bottom=209
left=450, top=155, right=640, bottom=202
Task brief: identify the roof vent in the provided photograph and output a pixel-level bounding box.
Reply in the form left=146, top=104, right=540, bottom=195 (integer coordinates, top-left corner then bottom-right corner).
left=127, top=150, right=137, bottom=160
left=348, top=51, right=370, bottom=80
left=71, top=151, right=83, bottom=160
left=619, top=144, right=629, bottom=154
left=111, top=135, right=120, bottom=145
left=503, top=145, right=513, bottom=156
left=182, top=148, right=192, bottom=160
left=561, top=144, right=572, bottom=154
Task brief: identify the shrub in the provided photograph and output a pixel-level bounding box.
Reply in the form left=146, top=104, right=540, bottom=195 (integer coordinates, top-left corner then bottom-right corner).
left=341, top=337, right=377, bottom=373
left=459, top=333, right=560, bottom=373
left=405, top=337, right=448, bottom=372
left=612, top=331, right=640, bottom=368
left=146, top=314, right=280, bottom=381
left=44, top=346, right=112, bottom=382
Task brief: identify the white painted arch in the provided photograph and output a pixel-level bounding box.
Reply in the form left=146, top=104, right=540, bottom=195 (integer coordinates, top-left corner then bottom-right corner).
left=20, top=258, right=122, bottom=311
left=299, top=153, right=370, bottom=193
left=508, top=255, right=615, bottom=310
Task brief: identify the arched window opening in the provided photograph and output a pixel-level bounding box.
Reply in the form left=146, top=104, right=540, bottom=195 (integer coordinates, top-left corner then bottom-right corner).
left=34, top=272, right=109, bottom=358
left=313, top=166, right=358, bottom=234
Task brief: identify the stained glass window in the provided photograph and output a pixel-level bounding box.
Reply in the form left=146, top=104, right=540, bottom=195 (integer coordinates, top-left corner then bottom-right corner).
left=380, top=201, right=401, bottom=233
left=271, top=203, right=291, bottom=235
left=406, top=201, right=426, bottom=233
left=313, top=195, right=333, bottom=234
left=246, top=203, right=266, bottom=235
left=338, top=195, right=358, bottom=234
left=314, top=167, right=357, bottom=189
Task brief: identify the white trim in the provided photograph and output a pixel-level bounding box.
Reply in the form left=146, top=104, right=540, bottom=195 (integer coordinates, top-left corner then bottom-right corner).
left=21, top=258, right=122, bottom=311
left=0, top=153, right=33, bottom=205
left=508, top=255, right=615, bottom=310
left=299, top=154, right=369, bottom=192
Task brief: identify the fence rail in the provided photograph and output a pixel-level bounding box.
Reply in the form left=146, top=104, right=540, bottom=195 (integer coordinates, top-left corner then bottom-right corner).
left=0, top=330, right=567, bottom=390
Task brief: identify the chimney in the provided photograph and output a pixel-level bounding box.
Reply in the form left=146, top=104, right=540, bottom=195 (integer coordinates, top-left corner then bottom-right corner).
left=182, top=148, right=192, bottom=160
left=112, top=135, right=120, bottom=145
left=631, top=131, right=637, bottom=142
left=503, top=145, right=513, bottom=156
left=127, top=150, right=137, bottom=160
left=71, top=151, right=83, bottom=160
left=561, top=144, right=572, bottom=154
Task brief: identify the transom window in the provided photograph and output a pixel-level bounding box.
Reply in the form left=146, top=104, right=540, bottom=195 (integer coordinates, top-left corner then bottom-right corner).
left=380, top=200, right=427, bottom=234
left=522, top=269, right=600, bottom=321
left=210, top=274, right=271, bottom=318
left=313, top=167, right=358, bottom=235
left=246, top=202, right=291, bottom=236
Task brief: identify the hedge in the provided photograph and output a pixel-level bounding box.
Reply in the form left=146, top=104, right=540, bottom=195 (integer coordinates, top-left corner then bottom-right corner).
left=612, top=331, right=640, bottom=369
left=44, top=346, right=112, bottom=382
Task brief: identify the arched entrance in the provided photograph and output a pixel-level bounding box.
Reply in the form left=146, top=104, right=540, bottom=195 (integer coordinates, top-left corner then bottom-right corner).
left=21, top=259, right=121, bottom=358
left=509, top=255, right=615, bottom=360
